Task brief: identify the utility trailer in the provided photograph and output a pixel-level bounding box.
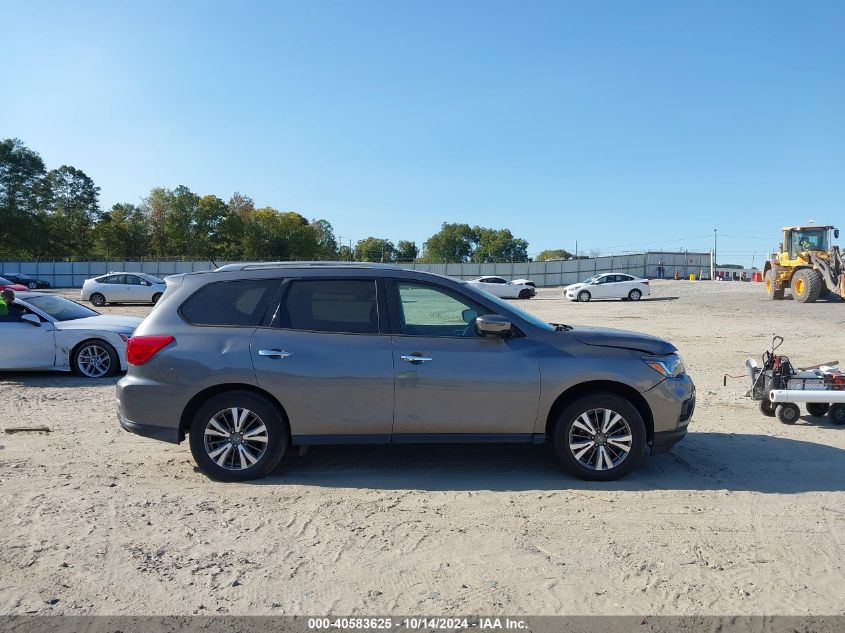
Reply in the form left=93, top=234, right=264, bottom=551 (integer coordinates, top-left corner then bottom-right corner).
left=741, top=336, right=845, bottom=424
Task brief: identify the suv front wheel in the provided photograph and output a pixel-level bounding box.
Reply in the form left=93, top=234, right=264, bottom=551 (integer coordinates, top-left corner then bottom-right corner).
left=551, top=392, right=646, bottom=481
left=189, top=391, right=288, bottom=481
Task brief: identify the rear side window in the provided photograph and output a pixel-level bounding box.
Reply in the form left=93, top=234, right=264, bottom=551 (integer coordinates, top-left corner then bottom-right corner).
left=180, top=280, right=279, bottom=327
left=277, top=279, right=379, bottom=334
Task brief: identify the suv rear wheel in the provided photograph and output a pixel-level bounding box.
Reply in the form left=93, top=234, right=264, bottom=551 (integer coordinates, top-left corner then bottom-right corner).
left=189, top=391, right=288, bottom=481
left=551, top=392, right=646, bottom=481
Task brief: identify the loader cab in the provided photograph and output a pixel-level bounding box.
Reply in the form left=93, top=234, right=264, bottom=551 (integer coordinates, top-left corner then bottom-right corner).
left=779, top=225, right=836, bottom=265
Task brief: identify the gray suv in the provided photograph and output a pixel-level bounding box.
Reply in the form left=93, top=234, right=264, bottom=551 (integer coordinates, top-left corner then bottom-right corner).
left=117, top=264, right=694, bottom=482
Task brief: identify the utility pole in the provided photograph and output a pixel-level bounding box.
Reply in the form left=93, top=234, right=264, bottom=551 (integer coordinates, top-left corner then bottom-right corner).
left=713, top=228, right=718, bottom=273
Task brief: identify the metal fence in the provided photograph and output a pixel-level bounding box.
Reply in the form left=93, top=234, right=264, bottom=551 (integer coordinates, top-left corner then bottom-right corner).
left=0, top=251, right=713, bottom=289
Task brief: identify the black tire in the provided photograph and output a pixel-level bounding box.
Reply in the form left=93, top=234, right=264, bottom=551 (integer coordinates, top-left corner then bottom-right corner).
left=759, top=399, right=776, bottom=417
left=791, top=268, right=822, bottom=303
left=628, top=288, right=642, bottom=301
left=518, top=289, right=532, bottom=300
left=152, top=292, right=162, bottom=304
left=90, top=292, right=106, bottom=307
left=577, top=290, right=591, bottom=303
left=189, top=390, right=288, bottom=482
left=776, top=403, right=800, bottom=425
left=806, top=403, right=830, bottom=417
left=551, top=392, right=647, bottom=481
left=828, top=404, right=845, bottom=425
left=765, top=269, right=784, bottom=300
left=72, top=339, right=119, bottom=378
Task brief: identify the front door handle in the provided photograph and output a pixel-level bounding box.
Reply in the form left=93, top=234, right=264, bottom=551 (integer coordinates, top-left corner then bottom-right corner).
left=258, top=349, right=293, bottom=359
left=401, top=354, right=433, bottom=364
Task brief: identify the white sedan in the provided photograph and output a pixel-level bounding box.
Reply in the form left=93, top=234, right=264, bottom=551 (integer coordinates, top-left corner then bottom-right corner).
left=564, top=273, right=650, bottom=302
left=81, top=272, right=166, bottom=306
left=466, top=276, right=536, bottom=299
left=0, top=292, right=142, bottom=378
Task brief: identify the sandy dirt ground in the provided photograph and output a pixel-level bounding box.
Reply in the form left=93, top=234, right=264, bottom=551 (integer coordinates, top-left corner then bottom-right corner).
left=2, top=280, right=845, bottom=616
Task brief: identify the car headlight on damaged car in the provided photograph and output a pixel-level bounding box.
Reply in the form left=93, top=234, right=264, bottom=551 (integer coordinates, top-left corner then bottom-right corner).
left=642, top=354, right=685, bottom=377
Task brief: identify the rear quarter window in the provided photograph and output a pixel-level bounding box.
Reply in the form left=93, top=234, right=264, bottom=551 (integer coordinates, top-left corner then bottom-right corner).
left=180, top=279, right=280, bottom=327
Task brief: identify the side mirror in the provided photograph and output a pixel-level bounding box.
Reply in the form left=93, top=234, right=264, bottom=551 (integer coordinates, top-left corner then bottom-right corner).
left=21, top=313, right=41, bottom=327
left=475, top=314, right=512, bottom=338
left=835, top=229, right=840, bottom=239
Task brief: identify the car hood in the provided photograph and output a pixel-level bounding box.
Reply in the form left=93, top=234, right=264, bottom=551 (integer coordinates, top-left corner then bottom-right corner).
left=55, top=315, right=143, bottom=333
left=569, top=326, right=677, bottom=355
left=564, top=282, right=588, bottom=291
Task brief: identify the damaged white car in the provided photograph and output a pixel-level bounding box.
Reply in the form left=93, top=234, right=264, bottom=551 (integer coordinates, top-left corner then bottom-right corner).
left=0, top=292, right=141, bottom=378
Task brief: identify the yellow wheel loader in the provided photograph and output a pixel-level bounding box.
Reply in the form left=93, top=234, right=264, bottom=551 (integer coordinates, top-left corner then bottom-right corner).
left=763, top=225, right=845, bottom=303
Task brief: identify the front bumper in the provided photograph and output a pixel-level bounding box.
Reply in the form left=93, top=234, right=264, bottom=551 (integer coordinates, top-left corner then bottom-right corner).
left=642, top=373, right=695, bottom=454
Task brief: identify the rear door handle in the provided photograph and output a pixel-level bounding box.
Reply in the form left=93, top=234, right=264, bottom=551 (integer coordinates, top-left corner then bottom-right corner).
left=401, top=354, right=433, bottom=363
left=258, top=349, right=293, bottom=359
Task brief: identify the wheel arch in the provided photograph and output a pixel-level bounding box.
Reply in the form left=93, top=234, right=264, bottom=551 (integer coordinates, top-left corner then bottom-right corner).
left=544, top=380, right=654, bottom=443
left=179, top=383, right=290, bottom=443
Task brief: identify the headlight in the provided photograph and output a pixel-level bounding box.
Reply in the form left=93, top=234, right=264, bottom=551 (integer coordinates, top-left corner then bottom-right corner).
left=642, top=354, right=685, bottom=377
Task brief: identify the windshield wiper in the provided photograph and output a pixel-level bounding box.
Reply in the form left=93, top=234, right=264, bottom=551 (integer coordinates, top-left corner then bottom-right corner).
left=551, top=322, right=572, bottom=331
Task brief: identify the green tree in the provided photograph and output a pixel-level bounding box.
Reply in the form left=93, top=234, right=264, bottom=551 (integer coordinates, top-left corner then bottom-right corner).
left=473, top=227, right=528, bottom=263
left=92, top=203, right=149, bottom=258
left=43, top=165, right=100, bottom=256
left=195, top=194, right=229, bottom=259
left=144, top=187, right=172, bottom=257
left=0, top=138, right=48, bottom=257
left=311, top=219, right=338, bottom=260
left=536, top=248, right=574, bottom=261
left=242, top=208, right=319, bottom=260
left=420, top=223, right=475, bottom=262
left=164, top=185, right=200, bottom=257
left=395, top=240, right=418, bottom=261
left=337, top=244, right=353, bottom=261
left=355, top=236, right=395, bottom=262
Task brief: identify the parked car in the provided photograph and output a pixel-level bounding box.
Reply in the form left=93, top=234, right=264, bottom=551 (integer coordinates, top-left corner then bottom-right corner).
left=466, top=276, right=535, bottom=299
left=117, top=263, right=694, bottom=482
left=0, top=276, right=29, bottom=292
left=1, top=272, right=51, bottom=289
left=81, top=272, right=167, bottom=306
left=0, top=292, right=141, bottom=377
left=511, top=278, right=536, bottom=288
left=565, top=274, right=650, bottom=302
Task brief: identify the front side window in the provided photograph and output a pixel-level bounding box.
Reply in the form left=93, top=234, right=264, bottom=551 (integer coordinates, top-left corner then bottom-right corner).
left=180, top=279, right=279, bottom=327
left=125, top=275, right=145, bottom=286
left=396, top=283, right=490, bottom=337
left=278, top=279, right=379, bottom=334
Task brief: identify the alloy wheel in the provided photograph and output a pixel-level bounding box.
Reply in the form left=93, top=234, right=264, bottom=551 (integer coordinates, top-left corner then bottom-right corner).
left=203, top=407, right=269, bottom=470
left=76, top=344, right=112, bottom=378
left=568, top=408, right=633, bottom=471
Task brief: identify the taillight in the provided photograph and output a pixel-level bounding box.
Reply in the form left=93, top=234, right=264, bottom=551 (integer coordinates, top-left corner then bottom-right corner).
left=127, top=336, right=174, bottom=365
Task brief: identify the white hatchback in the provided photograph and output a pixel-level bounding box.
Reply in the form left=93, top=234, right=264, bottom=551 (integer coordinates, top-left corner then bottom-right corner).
left=564, top=273, right=650, bottom=302
left=466, top=276, right=536, bottom=299
left=81, top=272, right=167, bottom=306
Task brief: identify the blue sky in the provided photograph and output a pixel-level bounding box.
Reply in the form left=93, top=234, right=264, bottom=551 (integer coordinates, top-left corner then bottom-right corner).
left=2, top=1, right=843, bottom=265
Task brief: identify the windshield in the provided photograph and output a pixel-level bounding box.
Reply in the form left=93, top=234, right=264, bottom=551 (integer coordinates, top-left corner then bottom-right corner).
left=0, top=277, right=12, bottom=285
left=789, top=228, right=829, bottom=256
left=582, top=275, right=600, bottom=284
left=464, top=284, right=555, bottom=331
left=24, top=295, right=99, bottom=321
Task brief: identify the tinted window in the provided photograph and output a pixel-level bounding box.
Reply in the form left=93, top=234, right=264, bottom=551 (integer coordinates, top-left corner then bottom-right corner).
left=125, top=275, right=145, bottom=286
left=397, top=283, right=490, bottom=337
left=181, top=279, right=279, bottom=327
left=98, top=275, right=122, bottom=284
left=277, top=279, right=378, bottom=334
